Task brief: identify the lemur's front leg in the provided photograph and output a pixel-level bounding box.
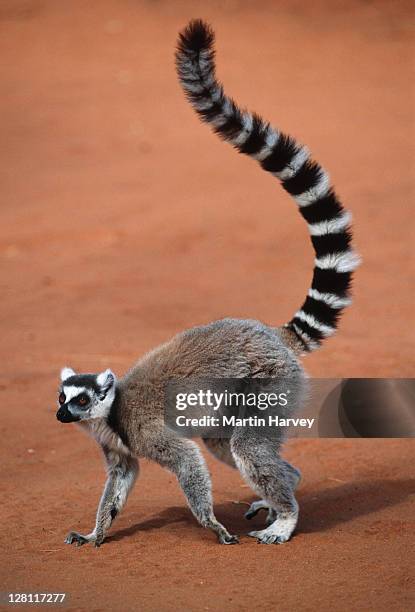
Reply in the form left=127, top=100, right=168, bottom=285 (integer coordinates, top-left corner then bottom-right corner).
left=65, top=450, right=138, bottom=548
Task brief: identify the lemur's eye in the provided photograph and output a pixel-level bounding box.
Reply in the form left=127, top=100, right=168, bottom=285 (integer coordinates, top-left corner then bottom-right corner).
left=58, top=393, right=66, bottom=405
left=77, top=395, right=89, bottom=407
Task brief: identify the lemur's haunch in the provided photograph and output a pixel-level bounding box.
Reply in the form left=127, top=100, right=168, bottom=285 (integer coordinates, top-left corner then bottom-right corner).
left=56, top=20, right=360, bottom=547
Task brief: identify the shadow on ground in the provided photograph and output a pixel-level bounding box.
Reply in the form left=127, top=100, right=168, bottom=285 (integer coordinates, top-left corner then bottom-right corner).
left=107, top=478, right=414, bottom=543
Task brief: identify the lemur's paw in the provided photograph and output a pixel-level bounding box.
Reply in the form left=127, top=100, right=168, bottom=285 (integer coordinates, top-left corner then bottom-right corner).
left=248, top=515, right=296, bottom=544
left=244, top=500, right=268, bottom=520
left=219, top=533, right=239, bottom=545
left=245, top=500, right=277, bottom=526
left=65, top=531, right=96, bottom=547
left=248, top=528, right=290, bottom=544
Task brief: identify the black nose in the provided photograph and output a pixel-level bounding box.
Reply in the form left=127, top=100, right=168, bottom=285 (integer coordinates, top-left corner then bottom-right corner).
left=56, top=407, right=80, bottom=423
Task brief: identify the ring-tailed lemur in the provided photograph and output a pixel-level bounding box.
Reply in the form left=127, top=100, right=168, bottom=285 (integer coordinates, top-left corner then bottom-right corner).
left=56, top=20, right=360, bottom=547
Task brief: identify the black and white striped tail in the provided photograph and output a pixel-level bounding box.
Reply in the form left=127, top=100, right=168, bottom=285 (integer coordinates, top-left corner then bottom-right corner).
left=176, top=20, right=360, bottom=352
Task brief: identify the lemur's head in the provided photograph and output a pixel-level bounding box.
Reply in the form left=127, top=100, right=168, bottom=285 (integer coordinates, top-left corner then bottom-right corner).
left=56, top=367, right=117, bottom=423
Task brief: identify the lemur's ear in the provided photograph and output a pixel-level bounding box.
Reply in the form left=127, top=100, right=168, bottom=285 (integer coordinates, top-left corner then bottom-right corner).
left=60, top=367, right=76, bottom=382
left=97, top=369, right=116, bottom=396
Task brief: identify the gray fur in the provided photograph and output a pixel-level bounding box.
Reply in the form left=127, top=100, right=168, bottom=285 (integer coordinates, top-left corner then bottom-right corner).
left=65, top=449, right=138, bottom=547
left=58, top=319, right=304, bottom=546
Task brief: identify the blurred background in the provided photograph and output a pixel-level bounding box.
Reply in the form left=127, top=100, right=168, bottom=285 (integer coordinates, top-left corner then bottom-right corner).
left=1, top=1, right=413, bottom=611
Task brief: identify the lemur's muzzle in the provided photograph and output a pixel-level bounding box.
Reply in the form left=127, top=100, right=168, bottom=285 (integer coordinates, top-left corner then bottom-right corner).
left=56, top=406, right=80, bottom=423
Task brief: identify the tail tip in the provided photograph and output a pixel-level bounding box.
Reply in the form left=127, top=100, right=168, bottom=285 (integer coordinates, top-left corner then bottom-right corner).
left=178, top=19, right=214, bottom=53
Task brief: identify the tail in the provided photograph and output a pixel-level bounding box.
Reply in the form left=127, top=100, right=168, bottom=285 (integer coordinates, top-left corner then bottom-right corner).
left=176, top=19, right=360, bottom=354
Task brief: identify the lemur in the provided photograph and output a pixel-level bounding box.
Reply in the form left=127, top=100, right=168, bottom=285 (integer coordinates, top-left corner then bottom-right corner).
left=56, top=20, right=360, bottom=547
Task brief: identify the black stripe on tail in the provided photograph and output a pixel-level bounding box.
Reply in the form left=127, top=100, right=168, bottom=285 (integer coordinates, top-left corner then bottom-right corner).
left=176, top=19, right=360, bottom=352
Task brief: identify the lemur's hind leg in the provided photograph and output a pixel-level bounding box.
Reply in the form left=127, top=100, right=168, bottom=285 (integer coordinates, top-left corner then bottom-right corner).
left=245, top=459, right=301, bottom=526
left=204, top=438, right=300, bottom=527
left=231, top=431, right=299, bottom=544
left=149, top=433, right=238, bottom=544
left=202, top=438, right=236, bottom=468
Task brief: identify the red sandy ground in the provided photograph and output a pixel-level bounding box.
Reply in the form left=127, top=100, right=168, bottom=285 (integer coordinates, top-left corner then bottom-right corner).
left=1, top=1, right=414, bottom=610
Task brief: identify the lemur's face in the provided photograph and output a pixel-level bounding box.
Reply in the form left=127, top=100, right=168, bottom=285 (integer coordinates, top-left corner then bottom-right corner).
left=56, top=367, right=117, bottom=423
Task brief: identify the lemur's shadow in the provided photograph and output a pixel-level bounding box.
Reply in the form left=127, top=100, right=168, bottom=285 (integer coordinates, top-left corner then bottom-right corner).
left=296, top=478, right=414, bottom=534
left=107, top=478, right=414, bottom=543
left=107, top=508, right=196, bottom=543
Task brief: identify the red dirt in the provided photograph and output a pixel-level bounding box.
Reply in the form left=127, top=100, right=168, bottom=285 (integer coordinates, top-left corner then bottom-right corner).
left=1, top=1, right=414, bottom=610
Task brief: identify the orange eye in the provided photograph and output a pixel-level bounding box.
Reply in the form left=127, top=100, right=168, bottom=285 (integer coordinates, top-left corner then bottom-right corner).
left=58, top=393, right=66, bottom=405
left=78, top=395, right=89, bottom=406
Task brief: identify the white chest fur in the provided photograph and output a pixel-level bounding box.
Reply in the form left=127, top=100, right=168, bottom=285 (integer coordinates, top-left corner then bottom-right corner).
left=79, top=418, right=131, bottom=456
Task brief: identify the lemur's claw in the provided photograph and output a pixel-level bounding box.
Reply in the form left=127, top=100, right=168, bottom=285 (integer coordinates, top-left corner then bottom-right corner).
left=65, top=531, right=91, bottom=547
left=248, top=529, right=290, bottom=545
left=219, top=533, right=239, bottom=544
left=94, top=535, right=104, bottom=548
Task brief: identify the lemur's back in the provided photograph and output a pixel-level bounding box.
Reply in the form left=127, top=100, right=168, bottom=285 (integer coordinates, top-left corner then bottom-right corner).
left=118, top=318, right=303, bottom=435
left=124, top=318, right=300, bottom=382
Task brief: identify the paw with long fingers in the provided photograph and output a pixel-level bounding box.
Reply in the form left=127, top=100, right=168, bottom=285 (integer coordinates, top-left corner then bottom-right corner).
left=65, top=530, right=103, bottom=547
left=247, top=514, right=297, bottom=544
left=248, top=529, right=289, bottom=544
